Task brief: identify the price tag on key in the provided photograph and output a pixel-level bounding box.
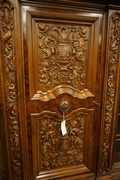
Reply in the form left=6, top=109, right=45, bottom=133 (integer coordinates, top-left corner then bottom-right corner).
left=61, top=112, right=67, bottom=136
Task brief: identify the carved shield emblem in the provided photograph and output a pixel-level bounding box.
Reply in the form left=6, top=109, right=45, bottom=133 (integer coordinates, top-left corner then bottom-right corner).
left=56, top=43, right=72, bottom=67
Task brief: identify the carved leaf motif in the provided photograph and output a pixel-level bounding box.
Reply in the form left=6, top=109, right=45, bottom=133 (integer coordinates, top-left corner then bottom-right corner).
left=100, top=12, right=120, bottom=175
left=1, top=1, right=22, bottom=179
left=39, top=114, right=85, bottom=170
left=38, top=23, right=88, bottom=92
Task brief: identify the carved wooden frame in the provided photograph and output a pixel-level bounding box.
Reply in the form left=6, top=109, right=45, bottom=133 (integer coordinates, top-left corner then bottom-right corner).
left=0, top=0, right=102, bottom=179
left=31, top=108, right=94, bottom=179
left=97, top=10, right=120, bottom=179
left=0, top=0, right=23, bottom=179
left=1, top=0, right=120, bottom=180
left=23, top=3, right=104, bottom=180
left=25, top=8, right=99, bottom=102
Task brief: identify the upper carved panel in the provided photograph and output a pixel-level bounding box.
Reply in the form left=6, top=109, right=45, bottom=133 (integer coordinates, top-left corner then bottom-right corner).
left=38, top=23, right=88, bottom=91
left=29, top=22, right=95, bottom=101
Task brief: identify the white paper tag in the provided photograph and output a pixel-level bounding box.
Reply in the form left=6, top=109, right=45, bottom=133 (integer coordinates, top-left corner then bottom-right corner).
left=61, top=120, right=67, bottom=136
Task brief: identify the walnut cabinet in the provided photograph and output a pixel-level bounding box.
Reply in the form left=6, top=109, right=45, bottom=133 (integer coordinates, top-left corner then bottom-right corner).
left=0, top=0, right=120, bottom=180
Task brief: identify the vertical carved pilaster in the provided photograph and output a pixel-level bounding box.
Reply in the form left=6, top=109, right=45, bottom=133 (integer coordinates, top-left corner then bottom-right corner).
left=1, top=0, right=23, bottom=179
left=100, top=12, right=120, bottom=175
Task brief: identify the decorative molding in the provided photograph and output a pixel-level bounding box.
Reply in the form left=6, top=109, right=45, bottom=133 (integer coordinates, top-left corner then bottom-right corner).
left=32, top=85, right=94, bottom=101
left=1, top=0, right=23, bottom=179
left=100, top=12, right=120, bottom=175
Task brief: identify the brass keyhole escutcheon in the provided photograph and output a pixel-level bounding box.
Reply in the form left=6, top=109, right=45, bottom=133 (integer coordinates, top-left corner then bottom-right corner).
left=58, top=98, right=71, bottom=112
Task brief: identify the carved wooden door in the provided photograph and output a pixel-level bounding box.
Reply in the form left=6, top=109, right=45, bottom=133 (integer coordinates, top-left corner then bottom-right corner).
left=2, top=0, right=120, bottom=179
left=20, top=2, right=104, bottom=180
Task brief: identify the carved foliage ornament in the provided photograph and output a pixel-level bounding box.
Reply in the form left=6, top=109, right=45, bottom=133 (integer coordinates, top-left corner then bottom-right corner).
left=38, top=23, right=88, bottom=92
left=39, top=112, right=85, bottom=170
left=1, top=1, right=22, bottom=179
left=100, top=12, right=120, bottom=175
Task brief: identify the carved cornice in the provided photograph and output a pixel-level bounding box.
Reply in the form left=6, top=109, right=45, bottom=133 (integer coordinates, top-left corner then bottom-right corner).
left=100, top=12, right=120, bottom=175
left=1, top=0, right=23, bottom=179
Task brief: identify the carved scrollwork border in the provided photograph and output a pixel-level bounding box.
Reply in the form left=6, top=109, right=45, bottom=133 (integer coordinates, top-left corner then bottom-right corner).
left=1, top=0, right=23, bottom=179
left=100, top=12, right=120, bottom=175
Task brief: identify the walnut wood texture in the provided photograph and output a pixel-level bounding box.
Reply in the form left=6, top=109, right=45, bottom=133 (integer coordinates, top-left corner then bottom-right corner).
left=0, top=0, right=120, bottom=180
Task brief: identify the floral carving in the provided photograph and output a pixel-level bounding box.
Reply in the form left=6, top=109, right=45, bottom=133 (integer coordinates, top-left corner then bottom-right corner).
left=39, top=112, right=85, bottom=170
left=38, top=23, right=88, bottom=92
left=100, top=12, right=120, bottom=175
left=1, top=1, right=22, bottom=179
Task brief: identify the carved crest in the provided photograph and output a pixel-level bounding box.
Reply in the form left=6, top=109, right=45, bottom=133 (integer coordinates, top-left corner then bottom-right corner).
left=56, top=42, right=72, bottom=67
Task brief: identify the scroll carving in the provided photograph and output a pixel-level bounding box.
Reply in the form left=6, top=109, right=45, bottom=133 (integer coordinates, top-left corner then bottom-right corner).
left=37, top=109, right=88, bottom=171
left=38, top=23, right=87, bottom=89
left=1, top=1, right=22, bottom=179
left=35, top=23, right=94, bottom=101
left=100, top=12, right=120, bottom=174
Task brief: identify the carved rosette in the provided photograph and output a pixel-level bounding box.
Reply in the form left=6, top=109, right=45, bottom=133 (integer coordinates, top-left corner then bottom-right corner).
left=100, top=12, right=120, bottom=175
left=1, top=1, right=22, bottom=179
left=38, top=23, right=88, bottom=92
left=39, top=112, right=85, bottom=170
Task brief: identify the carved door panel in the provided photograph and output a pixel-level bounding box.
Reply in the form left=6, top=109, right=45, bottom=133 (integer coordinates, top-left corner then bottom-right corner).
left=21, top=3, right=104, bottom=180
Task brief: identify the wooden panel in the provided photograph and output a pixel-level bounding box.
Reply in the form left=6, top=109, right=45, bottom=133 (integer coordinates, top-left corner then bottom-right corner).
left=26, top=9, right=100, bottom=101
left=21, top=3, right=104, bottom=180
left=0, top=0, right=23, bottom=179
left=20, top=3, right=104, bottom=179
left=97, top=10, right=120, bottom=178
left=1, top=0, right=114, bottom=180
left=31, top=108, right=94, bottom=179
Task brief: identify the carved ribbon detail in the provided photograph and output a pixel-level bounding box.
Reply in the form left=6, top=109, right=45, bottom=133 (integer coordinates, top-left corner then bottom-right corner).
left=100, top=12, right=120, bottom=175
left=1, top=1, right=22, bottom=179
left=38, top=23, right=88, bottom=92
left=39, top=113, right=85, bottom=170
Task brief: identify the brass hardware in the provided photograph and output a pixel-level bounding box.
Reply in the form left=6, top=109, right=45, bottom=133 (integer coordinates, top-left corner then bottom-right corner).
left=93, top=101, right=101, bottom=108
left=58, top=98, right=71, bottom=112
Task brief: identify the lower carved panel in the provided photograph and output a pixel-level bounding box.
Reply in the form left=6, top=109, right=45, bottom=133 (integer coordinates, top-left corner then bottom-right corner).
left=40, top=114, right=84, bottom=170
left=31, top=108, right=94, bottom=179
